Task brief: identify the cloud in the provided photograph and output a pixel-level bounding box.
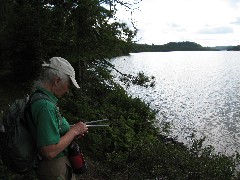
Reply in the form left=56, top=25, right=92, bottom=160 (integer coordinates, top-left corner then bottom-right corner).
left=157, top=23, right=186, bottom=33
left=118, top=0, right=240, bottom=46
left=229, top=0, right=240, bottom=7
left=167, top=23, right=181, bottom=28
left=231, top=17, right=240, bottom=25
left=199, top=26, right=233, bottom=34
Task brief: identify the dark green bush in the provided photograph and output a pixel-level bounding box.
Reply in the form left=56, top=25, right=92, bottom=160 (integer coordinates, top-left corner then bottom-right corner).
left=58, top=68, right=239, bottom=179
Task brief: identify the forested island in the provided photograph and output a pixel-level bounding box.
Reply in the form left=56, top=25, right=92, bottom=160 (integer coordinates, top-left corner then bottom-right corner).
left=132, top=41, right=213, bottom=52
left=132, top=41, right=240, bottom=52
left=0, top=1, right=240, bottom=179
left=228, top=45, right=240, bottom=51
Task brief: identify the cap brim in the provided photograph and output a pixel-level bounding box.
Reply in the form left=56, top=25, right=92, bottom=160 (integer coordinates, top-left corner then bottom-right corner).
left=70, top=76, right=80, bottom=88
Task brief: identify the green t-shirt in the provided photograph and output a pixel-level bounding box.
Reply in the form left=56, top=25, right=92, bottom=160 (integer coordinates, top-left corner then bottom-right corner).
left=31, top=86, right=70, bottom=158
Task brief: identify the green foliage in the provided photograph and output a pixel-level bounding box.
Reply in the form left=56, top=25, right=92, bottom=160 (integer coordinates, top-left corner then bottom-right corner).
left=0, top=0, right=136, bottom=83
left=131, top=71, right=155, bottom=87
left=58, top=67, right=239, bottom=179
left=117, top=70, right=155, bottom=88
left=132, top=41, right=214, bottom=52
left=228, top=45, right=240, bottom=51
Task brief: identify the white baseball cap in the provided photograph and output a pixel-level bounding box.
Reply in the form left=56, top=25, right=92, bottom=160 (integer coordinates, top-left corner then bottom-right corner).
left=42, top=57, right=80, bottom=88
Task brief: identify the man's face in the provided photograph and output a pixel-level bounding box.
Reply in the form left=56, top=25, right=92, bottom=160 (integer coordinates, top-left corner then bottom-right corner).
left=54, top=77, right=70, bottom=98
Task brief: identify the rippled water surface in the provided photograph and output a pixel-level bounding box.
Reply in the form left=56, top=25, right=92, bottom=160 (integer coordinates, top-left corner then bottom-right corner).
left=111, top=51, right=240, bottom=155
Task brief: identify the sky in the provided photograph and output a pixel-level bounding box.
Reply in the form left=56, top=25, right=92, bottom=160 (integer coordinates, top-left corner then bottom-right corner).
left=116, top=0, right=240, bottom=47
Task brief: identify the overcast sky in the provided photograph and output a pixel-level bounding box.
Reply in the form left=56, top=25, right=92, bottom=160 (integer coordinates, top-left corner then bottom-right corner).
left=116, top=0, right=240, bottom=47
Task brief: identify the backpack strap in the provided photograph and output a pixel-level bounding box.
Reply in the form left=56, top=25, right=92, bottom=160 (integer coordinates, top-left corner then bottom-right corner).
left=25, top=90, right=63, bottom=131
left=23, top=90, right=63, bottom=166
left=30, top=90, right=55, bottom=105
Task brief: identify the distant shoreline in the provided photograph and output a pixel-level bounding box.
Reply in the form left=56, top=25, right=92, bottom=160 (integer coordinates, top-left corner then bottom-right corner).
left=132, top=41, right=239, bottom=52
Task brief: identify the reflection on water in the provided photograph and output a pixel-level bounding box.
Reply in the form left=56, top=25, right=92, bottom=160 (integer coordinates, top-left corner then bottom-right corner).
left=111, top=51, right=240, bottom=155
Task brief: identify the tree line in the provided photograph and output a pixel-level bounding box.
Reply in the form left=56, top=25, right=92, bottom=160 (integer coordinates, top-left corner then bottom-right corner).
left=132, top=41, right=240, bottom=52
left=0, top=0, right=136, bottom=83
left=228, top=45, right=240, bottom=51
left=132, top=41, right=214, bottom=52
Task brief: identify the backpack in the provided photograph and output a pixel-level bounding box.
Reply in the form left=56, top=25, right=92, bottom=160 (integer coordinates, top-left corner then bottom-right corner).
left=0, top=92, right=53, bottom=174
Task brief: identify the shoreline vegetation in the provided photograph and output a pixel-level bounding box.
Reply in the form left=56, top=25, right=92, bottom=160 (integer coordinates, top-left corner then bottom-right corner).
left=1, top=71, right=240, bottom=179
left=1, top=1, right=240, bottom=179
left=132, top=41, right=239, bottom=52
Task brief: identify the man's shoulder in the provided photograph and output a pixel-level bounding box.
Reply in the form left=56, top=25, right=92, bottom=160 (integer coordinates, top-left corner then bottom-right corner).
left=32, top=90, right=53, bottom=102
left=31, top=97, right=56, bottom=114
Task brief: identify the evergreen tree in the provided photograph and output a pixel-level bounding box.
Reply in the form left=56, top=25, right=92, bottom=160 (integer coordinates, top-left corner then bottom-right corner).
left=0, top=0, right=137, bottom=82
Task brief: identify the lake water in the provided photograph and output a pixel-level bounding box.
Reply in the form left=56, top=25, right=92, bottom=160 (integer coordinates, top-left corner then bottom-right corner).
left=111, top=51, right=240, bottom=155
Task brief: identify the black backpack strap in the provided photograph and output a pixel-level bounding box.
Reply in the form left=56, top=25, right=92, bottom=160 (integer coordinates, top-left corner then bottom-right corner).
left=25, top=90, right=63, bottom=131
left=25, top=91, right=52, bottom=123
left=23, top=92, right=49, bottom=141
left=30, top=90, right=55, bottom=105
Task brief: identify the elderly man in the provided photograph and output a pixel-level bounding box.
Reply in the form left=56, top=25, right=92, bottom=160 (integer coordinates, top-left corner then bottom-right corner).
left=31, top=57, right=88, bottom=180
